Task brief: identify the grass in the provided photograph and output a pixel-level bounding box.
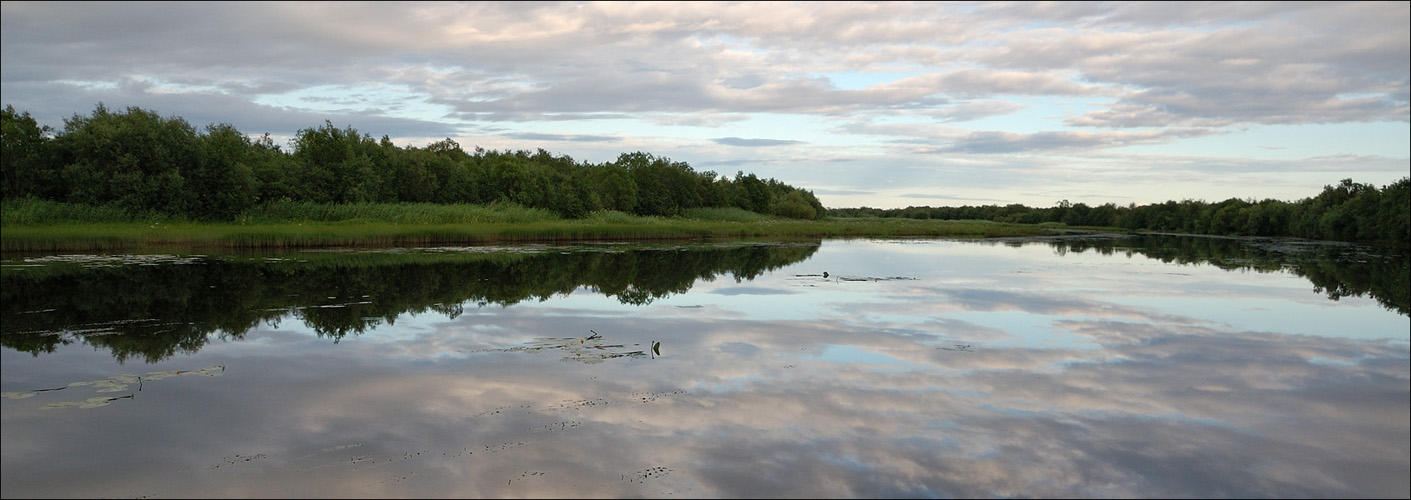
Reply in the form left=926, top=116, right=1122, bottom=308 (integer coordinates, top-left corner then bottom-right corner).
left=1, top=199, right=1060, bottom=252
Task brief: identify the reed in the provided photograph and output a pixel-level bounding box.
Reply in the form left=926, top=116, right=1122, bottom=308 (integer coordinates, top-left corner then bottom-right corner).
left=1, top=199, right=1053, bottom=252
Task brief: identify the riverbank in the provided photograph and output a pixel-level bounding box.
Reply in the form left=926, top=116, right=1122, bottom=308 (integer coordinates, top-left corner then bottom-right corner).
left=0, top=207, right=1060, bottom=252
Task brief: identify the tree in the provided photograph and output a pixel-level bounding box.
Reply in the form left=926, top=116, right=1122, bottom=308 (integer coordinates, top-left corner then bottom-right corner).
left=617, top=152, right=700, bottom=216
left=53, top=104, right=202, bottom=214
left=770, top=189, right=819, bottom=219
left=247, top=133, right=300, bottom=204
left=395, top=147, right=444, bottom=203
left=1375, top=177, right=1409, bottom=246
left=1061, top=202, right=1092, bottom=226
left=1, top=105, right=57, bottom=200
left=1311, top=179, right=1373, bottom=241
left=735, top=172, right=771, bottom=214
left=581, top=163, right=637, bottom=213
left=290, top=121, right=389, bottom=203
left=192, top=123, right=258, bottom=220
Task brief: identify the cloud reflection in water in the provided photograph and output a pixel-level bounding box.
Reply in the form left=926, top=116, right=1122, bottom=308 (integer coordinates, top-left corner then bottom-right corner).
left=1, top=238, right=1406, bottom=498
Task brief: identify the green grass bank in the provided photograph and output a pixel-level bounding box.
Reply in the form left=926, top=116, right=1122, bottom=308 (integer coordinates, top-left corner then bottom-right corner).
left=1, top=199, right=1060, bottom=252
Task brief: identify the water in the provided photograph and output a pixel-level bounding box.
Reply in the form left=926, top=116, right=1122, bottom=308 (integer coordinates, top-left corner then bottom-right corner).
left=2, top=235, right=1407, bottom=498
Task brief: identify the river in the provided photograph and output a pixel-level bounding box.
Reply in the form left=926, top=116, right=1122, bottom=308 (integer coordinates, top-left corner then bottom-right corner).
left=2, top=234, right=1406, bottom=498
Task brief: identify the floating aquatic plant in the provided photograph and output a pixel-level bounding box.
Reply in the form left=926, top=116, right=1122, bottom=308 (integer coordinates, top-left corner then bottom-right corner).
left=7, top=365, right=225, bottom=410
left=490, top=333, right=647, bottom=364
left=40, top=394, right=133, bottom=410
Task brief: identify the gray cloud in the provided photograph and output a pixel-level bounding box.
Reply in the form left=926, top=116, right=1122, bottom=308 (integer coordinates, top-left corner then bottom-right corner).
left=1, top=1, right=1406, bottom=209
left=6, top=2, right=1403, bottom=127
left=933, top=128, right=1219, bottom=155
left=0, top=79, right=461, bottom=144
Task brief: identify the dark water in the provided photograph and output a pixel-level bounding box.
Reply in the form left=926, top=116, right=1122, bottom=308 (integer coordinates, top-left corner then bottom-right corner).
left=2, top=235, right=1407, bottom=498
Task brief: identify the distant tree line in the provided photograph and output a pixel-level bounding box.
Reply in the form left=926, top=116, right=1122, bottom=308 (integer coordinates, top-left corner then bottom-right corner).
left=4, top=103, right=1405, bottom=246
left=1, top=104, right=826, bottom=221
left=829, top=178, right=1409, bottom=246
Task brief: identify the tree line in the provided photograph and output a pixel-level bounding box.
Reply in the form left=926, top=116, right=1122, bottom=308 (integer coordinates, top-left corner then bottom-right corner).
left=4, top=103, right=1405, bottom=246
left=829, top=178, right=1409, bottom=246
left=1, top=104, right=826, bottom=221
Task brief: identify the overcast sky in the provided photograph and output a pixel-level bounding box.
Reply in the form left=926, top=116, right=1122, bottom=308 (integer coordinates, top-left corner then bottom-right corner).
left=2, top=1, right=1407, bottom=209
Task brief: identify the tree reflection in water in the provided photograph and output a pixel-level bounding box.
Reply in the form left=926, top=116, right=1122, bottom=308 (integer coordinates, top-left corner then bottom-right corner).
left=3, top=235, right=1404, bottom=365
left=1, top=242, right=820, bottom=362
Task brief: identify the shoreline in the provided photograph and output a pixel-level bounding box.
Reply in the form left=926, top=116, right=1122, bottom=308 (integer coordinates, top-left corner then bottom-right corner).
left=0, top=218, right=1065, bottom=253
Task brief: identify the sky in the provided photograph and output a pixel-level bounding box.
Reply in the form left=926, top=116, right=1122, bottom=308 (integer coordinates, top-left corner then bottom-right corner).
left=1, top=1, right=1407, bottom=210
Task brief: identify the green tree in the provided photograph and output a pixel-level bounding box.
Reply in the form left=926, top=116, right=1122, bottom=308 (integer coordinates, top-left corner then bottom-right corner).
left=1088, top=203, right=1119, bottom=227
left=247, top=133, right=300, bottom=204
left=395, top=146, right=444, bottom=203
left=416, top=138, right=473, bottom=204
left=1312, top=179, right=1373, bottom=241
left=1, top=105, right=57, bottom=200
left=769, top=189, right=819, bottom=219
left=617, top=152, right=701, bottom=216
left=1375, top=177, right=1409, bottom=246
left=291, top=121, right=390, bottom=204
left=192, top=123, right=258, bottom=220
left=1239, top=199, right=1291, bottom=236
left=581, top=163, right=638, bottom=213
left=53, top=104, right=202, bottom=215
left=734, top=172, right=771, bottom=214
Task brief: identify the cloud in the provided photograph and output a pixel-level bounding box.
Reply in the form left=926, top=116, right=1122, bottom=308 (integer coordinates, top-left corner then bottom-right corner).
left=2, top=1, right=1406, bottom=209
left=896, top=193, right=1016, bottom=205
left=931, top=128, right=1218, bottom=155
left=504, top=132, right=623, bottom=143
left=711, top=137, right=804, bottom=147
left=920, top=100, right=1028, bottom=123
left=3, top=238, right=1406, bottom=497
left=710, top=286, right=798, bottom=296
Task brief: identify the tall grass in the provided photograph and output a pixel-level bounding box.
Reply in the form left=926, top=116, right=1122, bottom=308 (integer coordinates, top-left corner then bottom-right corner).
left=1, top=198, right=186, bottom=225
left=1, top=199, right=1056, bottom=252
left=239, top=200, right=559, bottom=224
left=679, top=207, right=773, bottom=222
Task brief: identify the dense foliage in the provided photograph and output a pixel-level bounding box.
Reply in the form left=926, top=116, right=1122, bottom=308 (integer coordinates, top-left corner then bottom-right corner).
left=830, top=178, right=1409, bottom=246
left=1, top=104, right=826, bottom=221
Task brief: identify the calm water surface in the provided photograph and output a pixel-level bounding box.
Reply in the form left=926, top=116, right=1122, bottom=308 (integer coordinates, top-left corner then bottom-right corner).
left=2, top=235, right=1407, bottom=498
